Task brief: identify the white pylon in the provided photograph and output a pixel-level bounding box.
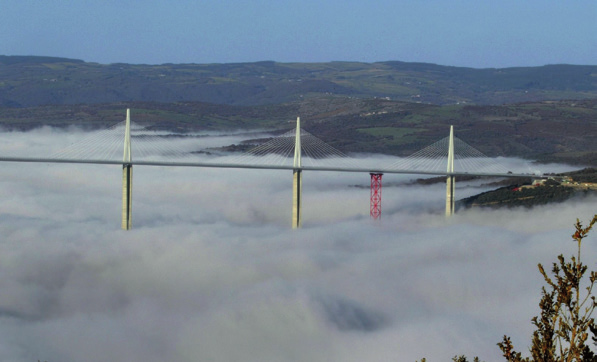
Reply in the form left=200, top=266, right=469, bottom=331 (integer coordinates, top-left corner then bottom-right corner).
left=292, top=117, right=302, bottom=229
left=445, top=125, right=455, bottom=216
left=123, top=108, right=132, bottom=163
left=293, top=117, right=301, bottom=169
left=121, top=109, right=133, bottom=230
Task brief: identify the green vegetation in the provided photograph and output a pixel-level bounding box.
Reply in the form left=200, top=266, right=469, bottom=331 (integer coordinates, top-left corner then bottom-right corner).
left=566, top=168, right=597, bottom=183
left=356, top=127, right=423, bottom=146
left=356, top=127, right=421, bottom=138
left=459, top=185, right=580, bottom=208
left=460, top=168, right=597, bottom=208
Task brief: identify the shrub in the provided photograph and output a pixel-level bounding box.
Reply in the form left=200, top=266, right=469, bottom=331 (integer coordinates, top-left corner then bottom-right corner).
left=498, top=215, right=597, bottom=362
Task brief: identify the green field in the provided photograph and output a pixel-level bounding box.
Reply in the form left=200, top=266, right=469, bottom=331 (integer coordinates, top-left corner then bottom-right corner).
left=356, top=127, right=424, bottom=146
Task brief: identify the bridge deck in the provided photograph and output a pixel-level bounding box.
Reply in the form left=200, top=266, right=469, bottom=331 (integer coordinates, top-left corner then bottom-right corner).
left=0, top=157, right=544, bottom=178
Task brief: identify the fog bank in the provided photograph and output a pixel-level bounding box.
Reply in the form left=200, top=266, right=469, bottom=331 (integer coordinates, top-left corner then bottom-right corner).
left=0, top=129, right=594, bottom=362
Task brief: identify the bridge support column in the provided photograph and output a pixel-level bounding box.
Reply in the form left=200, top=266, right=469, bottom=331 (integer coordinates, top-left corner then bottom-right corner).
left=292, top=169, right=302, bottom=229
left=121, top=109, right=133, bottom=230
left=122, top=164, right=133, bottom=229
left=446, top=175, right=455, bottom=216
left=445, top=125, right=455, bottom=217
left=292, top=117, right=302, bottom=229
left=370, top=173, right=382, bottom=219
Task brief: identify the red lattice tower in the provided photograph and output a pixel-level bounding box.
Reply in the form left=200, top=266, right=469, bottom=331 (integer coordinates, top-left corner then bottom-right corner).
left=370, top=173, right=383, bottom=219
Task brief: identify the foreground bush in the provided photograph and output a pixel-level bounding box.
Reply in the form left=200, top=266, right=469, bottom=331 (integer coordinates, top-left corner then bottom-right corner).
left=499, top=215, right=597, bottom=362
left=419, top=215, right=597, bottom=362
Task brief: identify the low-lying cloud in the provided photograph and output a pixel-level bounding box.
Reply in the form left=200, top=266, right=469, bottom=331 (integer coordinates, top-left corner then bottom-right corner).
left=0, top=128, right=594, bottom=362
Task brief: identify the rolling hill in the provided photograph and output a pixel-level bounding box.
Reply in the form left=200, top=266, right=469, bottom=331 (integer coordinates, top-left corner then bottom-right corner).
left=2, top=56, right=597, bottom=107
left=0, top=56, right=595, bottom=166
left=0, top=97, right=595, bottom=166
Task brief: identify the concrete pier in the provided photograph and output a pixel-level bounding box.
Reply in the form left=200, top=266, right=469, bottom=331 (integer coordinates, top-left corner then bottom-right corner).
left=292, top=169, right=302, bottom=228
left=292, top=117, right=302, bottom=229
left=445, top=175, right=455, bottom=216
left=121, top=109, right=133, bottom=230
left=122, top=164, right=133, bottom=229
left=445, top=125, right=455, bottom=216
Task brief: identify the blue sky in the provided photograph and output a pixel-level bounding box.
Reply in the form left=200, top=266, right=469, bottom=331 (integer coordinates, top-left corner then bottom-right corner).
left=1, top=0, right=596, bottom=68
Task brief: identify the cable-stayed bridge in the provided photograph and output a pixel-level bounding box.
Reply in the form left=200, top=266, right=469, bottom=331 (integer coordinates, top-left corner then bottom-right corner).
left=0, top=109, right=544, bottom=229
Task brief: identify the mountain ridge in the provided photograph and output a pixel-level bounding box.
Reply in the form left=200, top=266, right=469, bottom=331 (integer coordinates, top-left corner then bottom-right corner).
left=2, top=55, right=597, bottom=107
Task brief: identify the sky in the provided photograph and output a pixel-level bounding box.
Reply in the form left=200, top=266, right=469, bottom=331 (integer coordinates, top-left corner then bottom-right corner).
left=1, top=0, right=596, bottom=68
left=0, top=127, right=594, bottom=361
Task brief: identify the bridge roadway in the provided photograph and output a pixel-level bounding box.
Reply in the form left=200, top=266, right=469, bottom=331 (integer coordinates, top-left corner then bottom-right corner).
left=0, top=156, right=543, bottom=179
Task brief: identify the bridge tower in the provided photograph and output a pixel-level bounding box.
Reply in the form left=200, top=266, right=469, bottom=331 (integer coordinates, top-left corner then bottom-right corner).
left=122, top=109, right=133, bottom=230
left=445, top=125, right=455, bottom=216
left=370, top=173, right=383, bottom=219
left=292, top=117, right=302, bottom=229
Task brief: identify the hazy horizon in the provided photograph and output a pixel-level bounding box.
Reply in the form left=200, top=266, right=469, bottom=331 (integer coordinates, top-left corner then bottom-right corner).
left=6, top=54, right=597, bottom=70
left=1, top=1, right=595, bottom=69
